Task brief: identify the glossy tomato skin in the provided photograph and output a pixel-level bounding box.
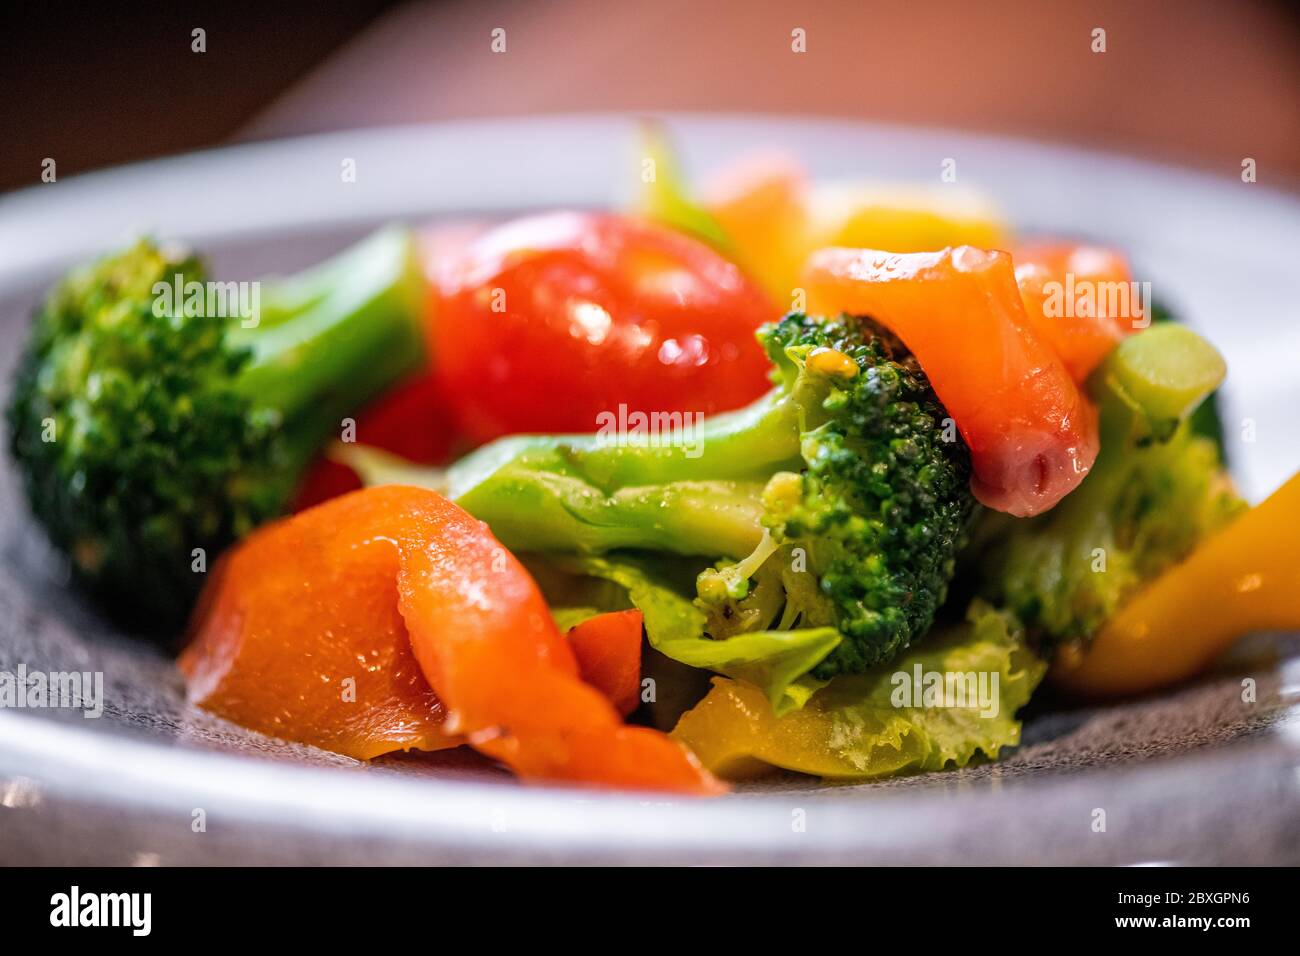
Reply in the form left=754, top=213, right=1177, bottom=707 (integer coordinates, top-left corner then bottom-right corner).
left=431, top=212, right=776, bottom=442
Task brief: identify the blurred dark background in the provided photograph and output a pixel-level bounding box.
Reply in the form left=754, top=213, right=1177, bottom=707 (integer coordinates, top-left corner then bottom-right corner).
left=2, top=0, right=1298, bottom=194
left=0, top=1, right=396, bottom=192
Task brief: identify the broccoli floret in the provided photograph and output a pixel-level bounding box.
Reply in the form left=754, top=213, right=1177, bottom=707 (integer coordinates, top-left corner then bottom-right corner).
left=976, top=323, right=1246, bottom=652
left=343, top=313, right=974, bottom=677
left=6, top=229, right=425, bottom=629
left=695, top=314, right=974, bottom=675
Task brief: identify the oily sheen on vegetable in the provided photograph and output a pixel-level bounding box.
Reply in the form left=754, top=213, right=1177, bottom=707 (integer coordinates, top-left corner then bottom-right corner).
left=339, top=311, right=975, bottom=684
left=182, top=485, right=721, bottom=794
left=18, top=126, right=1300, bottom=795
left=432, top=212, right=775, bottom=443
left=804, top=245, right=1099, bottom=517
left=1052, top=471, right=1300, bottom=697
left=1012, top=242, right=1139, bottom=382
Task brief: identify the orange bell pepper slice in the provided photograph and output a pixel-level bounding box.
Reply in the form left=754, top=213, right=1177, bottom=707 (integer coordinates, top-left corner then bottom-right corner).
left=804, top=246, right=1098, bottom=516
left=1053, top=472, right=1300, bottom=697
left=702, top=154, right=809, bottom=309
left=565, top=610, right=644, bottom=718
left=180, top=493, right=457, bottom=761
left=1014, top=242, right=1139, bottom=382
left=185, top=486, right=720, bottom=793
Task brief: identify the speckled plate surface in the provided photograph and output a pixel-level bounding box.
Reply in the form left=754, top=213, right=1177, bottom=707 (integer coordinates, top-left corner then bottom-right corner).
left=1, top=116, right=1299, bottom=865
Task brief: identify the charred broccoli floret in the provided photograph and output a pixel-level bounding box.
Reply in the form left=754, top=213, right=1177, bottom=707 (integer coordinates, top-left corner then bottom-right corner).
left=6, top=228, right=425, bottom=629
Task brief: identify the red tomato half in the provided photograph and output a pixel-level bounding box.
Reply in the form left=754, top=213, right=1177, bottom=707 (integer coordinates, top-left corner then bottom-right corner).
left=430, top=212, right=775, bottom=443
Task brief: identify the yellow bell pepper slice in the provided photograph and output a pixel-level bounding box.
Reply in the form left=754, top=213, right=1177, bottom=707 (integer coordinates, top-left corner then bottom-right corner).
left=703, top=155, right=811, bottom=307
left=700, top=164, right=1009, bottom=309
left=808, top=181, right=1008, bottom=256
left=1053, top=471, right=1300, bottom=697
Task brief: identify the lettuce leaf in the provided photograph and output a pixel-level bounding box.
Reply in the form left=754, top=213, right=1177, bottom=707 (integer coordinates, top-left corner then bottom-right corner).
left=672, top=601, right=1046, bottom=780
left=537, top=551, right=840, bottom=716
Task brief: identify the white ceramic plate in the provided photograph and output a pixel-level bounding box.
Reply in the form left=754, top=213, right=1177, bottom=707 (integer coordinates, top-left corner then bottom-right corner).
left=1, top=115, right=1298, bottom=865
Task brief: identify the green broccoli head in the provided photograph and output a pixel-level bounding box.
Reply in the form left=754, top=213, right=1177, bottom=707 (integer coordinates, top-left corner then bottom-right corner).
left=344, top=312, right=974, bottom=678
left=696, top=313, right=974, bottom=676
left=7, top=241, right=274, bottom=626
left=976, top=323, right=1245, bottom=652
left=6, top=231, right=425, bottom=629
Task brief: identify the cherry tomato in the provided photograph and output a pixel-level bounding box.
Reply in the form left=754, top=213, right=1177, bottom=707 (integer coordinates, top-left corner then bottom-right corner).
left=431, top=212, right=775, bottom=443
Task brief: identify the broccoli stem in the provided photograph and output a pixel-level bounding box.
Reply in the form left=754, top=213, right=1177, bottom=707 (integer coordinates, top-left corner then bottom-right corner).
left=463, top=477, right=771, bottom=558
left=1091, top=322, right=1226, bottom=445
left=336, top=436, right=778, bottom=560
left=336, top=327, right=858, bottom=558
left=221, top=228, right=426, bottom=522
left=441, top=384, right=807, bottom=557
left=334, top=383, right=815, bottom=560
left=231, top=227, right=426, bottom=475
left=443, top=387, right=805, bottom=493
